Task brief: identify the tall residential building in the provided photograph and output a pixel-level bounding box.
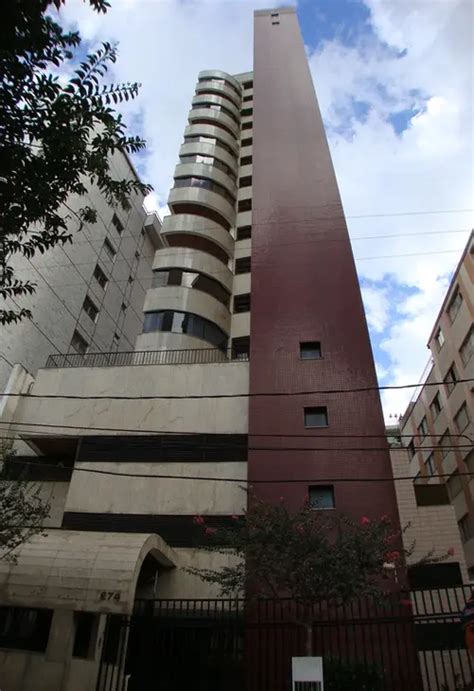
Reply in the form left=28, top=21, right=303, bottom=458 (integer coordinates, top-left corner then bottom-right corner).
left=0, top=149, right=161, bottom=390
left=400, top=231, right=474, bottom=572
left=0, top=9, right=466, bottom=691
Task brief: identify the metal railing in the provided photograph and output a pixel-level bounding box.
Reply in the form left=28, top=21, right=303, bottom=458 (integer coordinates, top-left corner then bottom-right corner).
left=45, top=348, right=249, bottom=369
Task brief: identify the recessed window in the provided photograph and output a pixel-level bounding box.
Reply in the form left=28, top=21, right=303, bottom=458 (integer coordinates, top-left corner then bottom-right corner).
left=235, top=256, right=251, bottom=274
left=242, top=95, right=253, bottom=103
left=236, top=226, right=251, bottom=240
left=447, top=286, right=463, bottom=323
left=143, top=310, right=227, bottom=349
left=238, top=198, right=252, bottom=213
left=73, top=612, right=97, bottom=659
left=243, top=80, right=253, bottom=90
left=103, top=238, right=116, bottom=261
left=447, top=470, right=463, bottom=499
left=460, top=326, right=474, bottom=366
left=82, top=295, right=99, bottom=322
left=0, top=607, right=53, bottom=652
left=424, top=453, right=435, bottom=476
left=429, top=392, right=442, bottom=419
left=93, top=264, right=108, bottom=290
left=439, top=430, right=451, bottom=458
left=152, top=269, right=230, bottom=306
left=304, top=406, right=328, bottom=428
left=455, top=403, right=470, bottom=433
left=407, top=440, right=416, bottom=459
left=241, top=137, right=253, bottom=147
left=239, top=176, right=252, bottom=188
left=241, top=121, right=252, bottom=131
left=443, top=363, right=458, bottom=396
left=240, top=155, right=252, bottom=166
left=300, top=341, right=322, bottom=360
left=111, top=213, right=124, bottom=235
left=233, top=293, right=251, bottom=313
left=459, top=513, right=473, bottom=543
left=241, top=108, right=253, bottom=118
left=231, top=336, right=250, bottom=360
left=272, top=20, right=280, bottom=25
left=434, top=328, right=445, bottom=350
left=70, top=330, right=88, bottom=355
left=174, top=175, right=236, bottom=205
left=417, top=416, right=428, bottom=441
left=309, top=485, right=335, bottom=510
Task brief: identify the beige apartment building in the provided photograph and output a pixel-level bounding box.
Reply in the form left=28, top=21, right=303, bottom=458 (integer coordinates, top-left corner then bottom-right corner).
left=0, top=148, right=161, bottom=390
left=401, top=231, right=474, bottom=572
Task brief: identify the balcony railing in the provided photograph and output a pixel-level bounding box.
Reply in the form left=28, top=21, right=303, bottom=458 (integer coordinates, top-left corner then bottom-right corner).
left=45, top=348, right=249, bottom=369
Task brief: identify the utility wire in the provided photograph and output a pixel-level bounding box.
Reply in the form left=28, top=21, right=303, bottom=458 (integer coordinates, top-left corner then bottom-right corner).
left=0, top=377, right=471, bottom=400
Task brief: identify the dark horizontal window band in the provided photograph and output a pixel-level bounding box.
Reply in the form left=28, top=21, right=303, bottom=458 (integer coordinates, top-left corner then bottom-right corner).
left=191, top=102, right=239, bottom=125
left=62, top=513, right=239, bottom=547
left=195, top=89, right=241, bottom=108
left=152, top=268, right=231, bottom=307
left=179, top=154, right=236, bottom=182
left=197, top=77, right=241, bottom=97
left=4, top=456, right=72, bottom=481
left=78, top=434, right=247, bottom=463
left=184, top=135, right=237, bottom=159
left=169, top=204, right=231, bottom=232
left=173, top=176, right=236, bottom=205
left=166, top=231, right=230, bottom=264
left=143, top=310, right=228, bottom=350
left=190, top=118, right=238, bottom=141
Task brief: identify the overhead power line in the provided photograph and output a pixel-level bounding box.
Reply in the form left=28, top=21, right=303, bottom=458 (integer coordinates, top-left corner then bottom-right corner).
left=0, top=377, right=471, bottom=400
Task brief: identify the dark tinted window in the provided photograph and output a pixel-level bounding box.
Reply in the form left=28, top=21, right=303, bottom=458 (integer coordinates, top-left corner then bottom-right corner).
left=0, top=607, right=52, bottom=652
left=235, top=257, right=251, bottom=274
left=300, top=342, right=322, bottom=359
left=233, top=294, right=251, bottom=313
left=143, top=310, right=227, bottom=349
left=304, top=406, right=328, bottom=428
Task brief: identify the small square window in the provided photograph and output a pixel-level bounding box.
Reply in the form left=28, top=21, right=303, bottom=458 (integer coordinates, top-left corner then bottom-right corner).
left=300, top=341, right=322, bottom=360
left=239, top=176, right=252, bottom=188
left=233, top=293, right=251, bottom=313
left=417, top=416, right=428, bottom=441
left=103, top=238, right=116, bottom=261
left=242, top=95, right=253, bottom=103
left=271, top=12, right=279, bottom=17
left=309, top=485, right=335, bottom=510
left=93, top=265, right=108, bottom=289
left=407, top=440, right=416, bottom=458
left=241, top=121, right=252, bottom=131
left=236, top=226, right=251, bottom=240
left=70, top=330, right=88, bottom=355
left=304, top=406, right=328, bottom=428
left=435, top=328, right=445, bottom=350
left=238, top=199, right=252, bottom=213
left=429, top=392, right=442, bottom=419
left=460, top=326, right=474, bottom=366
left=235, top=256, right=251, bottom=274
left=272, top=21, right=280, bottom=25
left=454, top=403, right=470, bottom=433
left=444, top=363, right=458, bottom=396
left=111, top=213, right=124, bottom=235
left=447, top=287, right=463, bottom=323
left=240, top=156, right=252, bottom=166
left=241, top=108, right=253, bottom=118
left=241, top=137, right=253, bottom=147
left=231, top=337, right=250, bottom=360
left=82, top=295, right=99, bottom=322
left=243, top=81, right=253, bottom=90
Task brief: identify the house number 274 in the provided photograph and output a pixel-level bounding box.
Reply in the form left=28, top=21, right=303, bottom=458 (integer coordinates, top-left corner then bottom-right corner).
left=100, top=591, right=121, bottom=601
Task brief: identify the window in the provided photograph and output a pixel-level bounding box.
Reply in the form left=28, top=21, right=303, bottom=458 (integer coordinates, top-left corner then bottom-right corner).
left=103, top=238, right=116, bottom=261
left=447, top=287, right=463, bottom=323
left=239, top=176, right=252, bottom=189
left=424, top=453, right=435, bottom=476
left=272, top=20, right=280, bottom=25
left=231, top=337, right=250, bottom=360
left=70, top=330, right=88, bottom=355
left=408, top=563, right=462, bottom=588
left=417, top=416, right=428, bottom=441
left=73, top=612, right=97, bottom=659
left=444, top=363, right=458, bottom=395
left=93, top=264, right=108, bottom=289
left=459, top=513, right=473, bottom=543
left=238, top=198, right=252, bottom=213
left=407, top=440, right=416, bottom=458
left=236, top=226, right=251, bottom=240
left=82, top=295, right=98, bottom=322
left=143, top=310, right=228, bottom=349
left=271, top=11, right=279, bottom=16
left=414, top=484, right=450, bottom=506
left=184, top=134, right=237, bottom=159
left=191, top=101, right=239, bottom=124
left=455, top=403, right=470, bottom=433
left=241, top=121, right=252, bottom=131
left=300, top=341, right=322, bottom=360
left=447, top=470, right=463, bottom=499
left=179, top=154, right=236, bottom=180
left=304, top=406, right=328, bottom=428
left=242, top=95, right=253, bottom=103
left=460, top=326, right=474, bottom=366
left=429, top=392, right=442, bottom=419
left=240, top=155, right=252, bottom=166
left=152, top=269, right=230, bottom=306
left=111, top=213, right=124, bottom=235
left=0, top=607, right=53, bottom=652
left=309, top=485, right=335, bottom=510
left=233, top=293, right=251, bottom=313
left=243, top=80, right=253, bottom=90
left=241, top=107, right=253, bottom=117
left=241, top=137, right=253, bottom=147
left=439, top=430, right=451, bottom=458
left=174, top=176, right=235, bottom=205
left=235, top=256, right=251, bottom=274
left=435, top=327, right=445, bottom=350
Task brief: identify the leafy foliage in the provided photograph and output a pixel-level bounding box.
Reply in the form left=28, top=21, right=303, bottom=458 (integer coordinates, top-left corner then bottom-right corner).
left=0, top=0, right=152, bottom=324
left=0, top=441, right=51, bottom=561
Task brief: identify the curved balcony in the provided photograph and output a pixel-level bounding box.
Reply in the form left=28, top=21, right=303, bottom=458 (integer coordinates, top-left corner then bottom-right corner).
left=173, top=162, right=236, bottom=198
left=161, top=213, right=234, bottom=260
left=198, top=69, right=242, bottom=95
left=191, top=94, right=240, bottom=123
left=144, top=285, right=231, bottom=335
left=153, top=247, right=233, bottom=292
left=179, top=142, right=238, bottom=177
left=168, top=186, right=235, bottom=230
left=184, top=123, right=239, bottom=157
left=195, top=80, right=241, bottom=109
left=142, top=303, right=229, bottom=350
left=136, top=330, right=224, bottom=353
left=188, top=108, right=239, bottom=139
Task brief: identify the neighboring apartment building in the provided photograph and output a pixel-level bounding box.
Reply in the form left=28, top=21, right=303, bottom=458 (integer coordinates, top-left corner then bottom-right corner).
left=0, top=8, right=468, bottom=691
left=400, top=231, right=474, bottom=573
left=0, top=148, right=161, bottom=390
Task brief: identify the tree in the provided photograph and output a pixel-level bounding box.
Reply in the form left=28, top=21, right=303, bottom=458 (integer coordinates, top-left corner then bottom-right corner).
left=0, top=440, right=51, bottom=561
left=189, top=495, right=451, bottom=655
left=0, top=0, right=152, bottom=324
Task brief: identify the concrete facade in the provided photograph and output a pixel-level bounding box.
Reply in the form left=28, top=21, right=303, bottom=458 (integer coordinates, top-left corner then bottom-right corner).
left=400, top=232, right=474, bottom=571
left=0, top=149, right=159, bottom=390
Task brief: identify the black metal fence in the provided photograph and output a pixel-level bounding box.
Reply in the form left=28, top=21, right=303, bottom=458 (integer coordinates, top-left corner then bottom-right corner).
left=96, top=587, right=474, bottom=691
left=45, top=347, right=249, bottom=369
